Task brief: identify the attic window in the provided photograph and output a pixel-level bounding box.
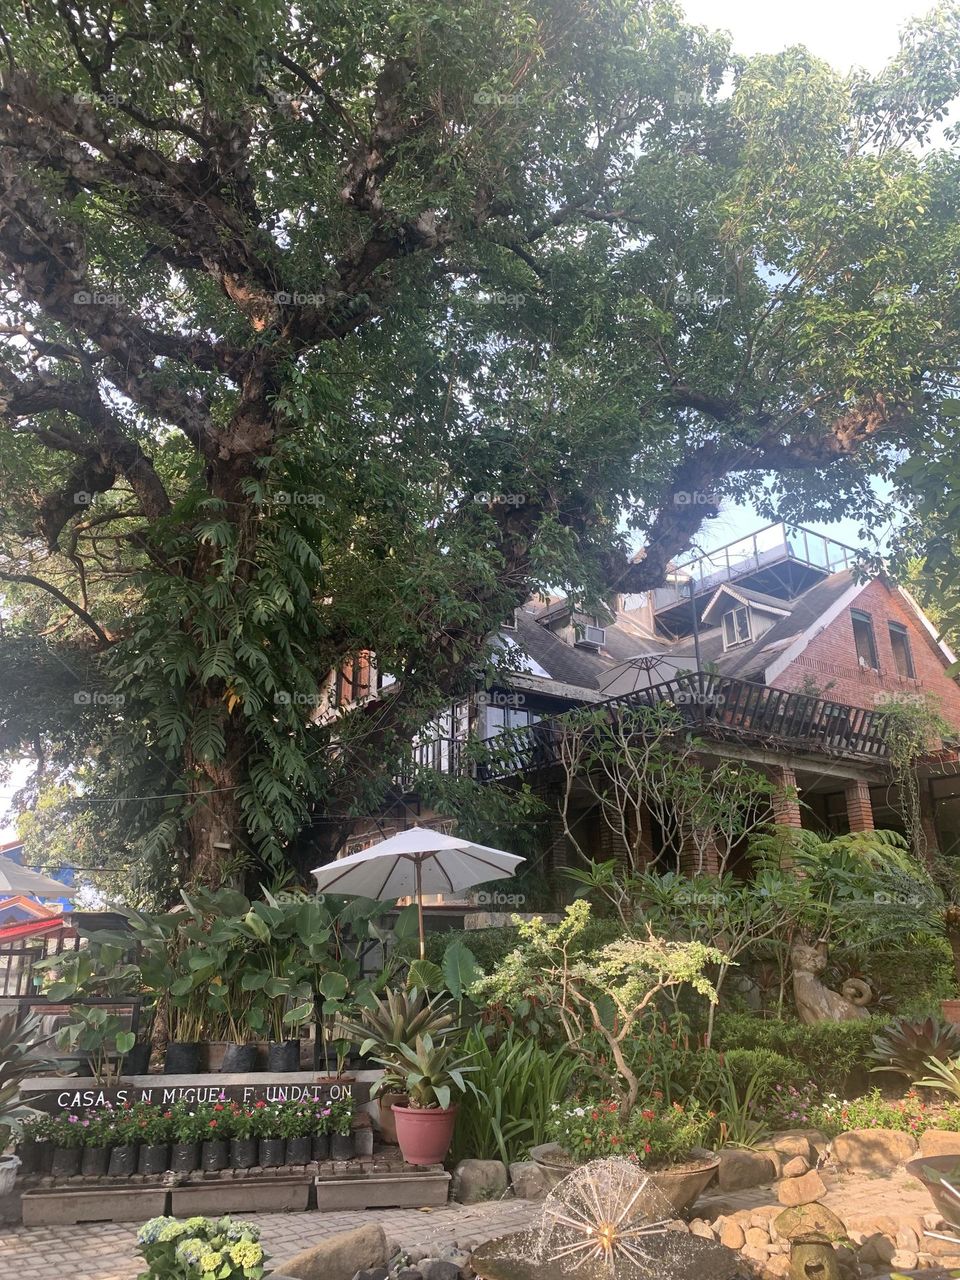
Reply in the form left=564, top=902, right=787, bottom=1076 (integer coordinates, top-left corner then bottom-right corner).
left=888, top=621, right=915, bottom=678
left=851, top=609, right=879, bottom=670
left=722, top=606, right=752, bottom=649
left=501, top=609, right=518, bottom=631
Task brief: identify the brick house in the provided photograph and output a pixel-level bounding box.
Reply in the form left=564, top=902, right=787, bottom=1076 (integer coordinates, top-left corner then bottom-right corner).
left=333, top=523, right=960, bottom=887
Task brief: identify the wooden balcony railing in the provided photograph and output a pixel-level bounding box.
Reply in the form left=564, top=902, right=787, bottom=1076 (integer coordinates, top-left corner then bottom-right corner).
left=395, top=672, right=893, bottom=789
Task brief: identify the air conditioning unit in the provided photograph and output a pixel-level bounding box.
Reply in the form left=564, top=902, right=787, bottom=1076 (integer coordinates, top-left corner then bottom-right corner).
left=576, top=624, right=606, bottom=649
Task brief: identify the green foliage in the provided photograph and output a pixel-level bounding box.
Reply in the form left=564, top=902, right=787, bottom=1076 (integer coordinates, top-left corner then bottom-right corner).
left=712, top=1012, right=881, bottom=1095
left=712, top=1062, right=771, bottom=1151
left=471, top=900, right=722, bottom=1118
left=372, top=1032, right=479, bottom=1111
left=0, top=1011, right=57, bottom=1148
left=917, top=1055, right=960, bottom=1101
left=690, top=1047, right=806, bottom=1106
left=545, top=1098, right=712, bottom=1169
left=449, top=1027, right=580, bottom=1166
left=136, top=1215, right=267, bottom=1280
left=337, top=986, right=457, bottom=1089
left=812, top=1089, right=931, bottom=1138
left=869, top=1016, right=960, bottom=1080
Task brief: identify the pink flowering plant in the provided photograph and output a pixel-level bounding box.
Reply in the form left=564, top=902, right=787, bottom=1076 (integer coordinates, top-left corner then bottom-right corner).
left=546, top=1098, right=711, bottom=1169
left=49, top=1112, right=85, bottom=1149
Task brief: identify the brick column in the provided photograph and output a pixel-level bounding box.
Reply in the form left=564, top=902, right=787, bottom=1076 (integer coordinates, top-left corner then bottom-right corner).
left=679, top=823, right=720, bottom=877
left=845, top=778, right=874, bottom=832
left=769, top=764, right=803, bottom=828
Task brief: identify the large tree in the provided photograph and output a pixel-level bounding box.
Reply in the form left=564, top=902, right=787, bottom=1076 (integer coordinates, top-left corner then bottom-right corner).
left=2, top=0, right=960, bottom=891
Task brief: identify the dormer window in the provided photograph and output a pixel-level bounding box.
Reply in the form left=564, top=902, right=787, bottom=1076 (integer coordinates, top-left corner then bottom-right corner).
left=722, top=606, right=752, bottom=649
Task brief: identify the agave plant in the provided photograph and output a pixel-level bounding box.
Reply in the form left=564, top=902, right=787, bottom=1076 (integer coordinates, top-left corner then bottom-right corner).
left=916, top=1055, right=960, bottom=1101
left=869, top=1017, right=960, bottom=1080
left=337, top=986, right=457, bottom=1086
left=0, top=1011, right=58, bottom=1148
left=372, top=1032, right=479, bottom=1110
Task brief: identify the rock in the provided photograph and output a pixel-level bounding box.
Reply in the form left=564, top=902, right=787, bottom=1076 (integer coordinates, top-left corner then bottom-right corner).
left=509, top=1161, right=549, bottom=1201
left=719, top=1221, right=746, bottom=1250
left=767, top=1133, right=814, bottom=1162
left=396, top=1271, right=423, bottom=1280
left=406, top=1248, right=432, bottom=1265
left=763, top=1256, right=791, bottom=1277
left=831, top=1128, right=918, bottom=1173
left=439, top=1250, right=472, bottom=1278
left=776, top=1170, right=827, bottom=1206
left=352, top=1270, right=388, bottom=1280
left=857, top=1234, right=896, bottom=1266
left=718, top=1147, right=777, bottom=1191
left=919, top=1129, right=960, bottom=1157
left=420, top=1263, right=461, bottom=1280
left=895, top=1226, right=920, bottom=1252
left=741, top=1243, right=771, bottom=1264
left=665, top=1219, right=689, bottom=1233
left=745, top=1227, right=770, bottom=1248
left=450, top=1159, right=508, bottom=1205
left=781, top=1156, right=810, bottom=1179
left=751, top=1206, right=781, bottom=1225
left=284, top=1225, right=389, bottom=1280
left=689, top=1219, right=715, bottom=1240
left=775, top=1203, right=846, bottom=1244
left=891, top=1249, right=920, bottom=1270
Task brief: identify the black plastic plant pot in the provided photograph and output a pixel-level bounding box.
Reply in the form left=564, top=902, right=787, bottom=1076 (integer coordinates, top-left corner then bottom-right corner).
left=220, top=1043, right=258, bottom=1073
left=38, top=1140, right=55, bottom=1175
left=122, top=1042, right=151, bottom=1076
left=18, top=1141, right=43, bottom=1177
left=164, top=1041, right=202, bottom=1074
left=354, top=1127, right=374, bottom=1157
left=138, top=1143, right=170, bottom=1175
left=312, top=1133, right=330, bottom=1160
left=80, top=1146, right=110, bottom=1177
left=258, top=1137, right=286, bottom=1168
left=330, top=1132, right=354, bottom=1161
left=286, top=1136, right=311, bottom=1165
left=230, top=1138, right=258, bottom=1169
left=170, top=1141, right=200, bottom=1173
left=108, top=1144, right=139, bottom=1178
left=201, top=1139, right=229, bottom=1172
left=267, top=1040, right=300, bottom=1072
left=51, top=1147, right=81, bottom=1178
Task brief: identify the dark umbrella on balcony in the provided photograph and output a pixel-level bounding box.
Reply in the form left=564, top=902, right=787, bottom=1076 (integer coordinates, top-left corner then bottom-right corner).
left=311, top=826, right=524, bottom=958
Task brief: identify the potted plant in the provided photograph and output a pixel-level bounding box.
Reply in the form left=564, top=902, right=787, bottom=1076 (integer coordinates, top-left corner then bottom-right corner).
left=278, top=1100, right=313, bottom=1165
left=227, top=1104, right=259, bottom=1169
left=539, top=1098, right=718, bottom=1212
left=79, top=1110, right=115, bottom=1177
left=169, top=1100, right=205, bottom=1173
left=311, top=1103, right=331, bottom=1160
left=199, top=1101, right=230, bottom=1170
left=256, top=1103, right=286, bottom=1168
left=339, top=986, right=456, bottom=1143
left=136, top=1214, right=268, bottom=1280
left=17, top=1112, right=54, bottom=1177
left=54, top=1007, right=137, bottom=1086
left=374, top=1032, right=477, bottom=1166
left=49, top=1111, right=84, bottom=1178
left=108, top=1103, right=141, bottom=1177
left=329, top=1096, right=356, bottom=1161
left=133, top=1101, right=172, bottom=1175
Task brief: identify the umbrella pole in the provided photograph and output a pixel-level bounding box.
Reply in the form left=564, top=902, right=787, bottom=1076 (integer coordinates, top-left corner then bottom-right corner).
left=415, top=856, right=425, bottom=960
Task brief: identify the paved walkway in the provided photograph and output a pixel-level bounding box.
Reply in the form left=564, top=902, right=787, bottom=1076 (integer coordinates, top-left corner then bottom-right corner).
left=0, top=1198, right=540, bottom=1280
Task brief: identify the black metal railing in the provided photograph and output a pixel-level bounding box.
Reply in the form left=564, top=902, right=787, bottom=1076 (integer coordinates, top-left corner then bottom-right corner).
left=395, top=672, right=893, bottom=789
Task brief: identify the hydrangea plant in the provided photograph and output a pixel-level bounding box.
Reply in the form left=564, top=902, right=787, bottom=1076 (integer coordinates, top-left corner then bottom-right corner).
left=136, top=1215, right=267, bottom=1280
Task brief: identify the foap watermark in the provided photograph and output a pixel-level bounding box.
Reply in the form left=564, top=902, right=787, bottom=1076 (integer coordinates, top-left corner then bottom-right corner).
left=481, top=291, right=525, bottom=309
left=874, top=691, right=926, bottom=706
left=673, top=490, right=718, bottom=507
left=260, top=491, right=325, bottom=508
left=474, top=492, right=527, bottom=507
left=474, top=90, right=524, bottom=107
left=477, top=690, right=526, bottom=708
left=73, top=290, right=121, bottom=306
left=273, top=290, right=324, bottom=306
left=275, top=691, right=324, bottom=707
left=672, top=889, right=728, bottom=907
left=73, top=491, right=94, bottom=506
left=74, top=690, right=125, bottom=708
left=473, top=889, right=526, bottom=907
left=73, top=89, right=125, bottom=108
left=873, top=890, right=930, bottom=909
left=674, top=690, right=726, bottom=707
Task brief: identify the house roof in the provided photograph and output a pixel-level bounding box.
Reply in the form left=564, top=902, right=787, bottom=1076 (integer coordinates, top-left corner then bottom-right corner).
left=701, top=583, right=794, bottom=624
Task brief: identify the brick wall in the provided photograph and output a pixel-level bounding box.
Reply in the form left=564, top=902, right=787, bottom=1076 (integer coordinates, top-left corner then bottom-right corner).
left=770, top=578, right=960, bottom=730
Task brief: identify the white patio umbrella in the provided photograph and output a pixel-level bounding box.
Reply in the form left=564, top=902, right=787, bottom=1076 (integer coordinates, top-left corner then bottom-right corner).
left=0, top=854, right=74, bottom=899
left=312, top=826, right=524, bottom=957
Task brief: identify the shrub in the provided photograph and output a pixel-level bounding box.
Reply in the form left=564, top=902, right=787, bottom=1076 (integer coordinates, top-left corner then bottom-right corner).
left=812, top=1088, right=930, bottom=1137
left=546, top=1098, right=711, bottom=1169
left=686, top=1047, right=806, bottom=1105
left=712, top=1013, right=880, bottom=1094
left=136, top=1214, right=267, bottom=1279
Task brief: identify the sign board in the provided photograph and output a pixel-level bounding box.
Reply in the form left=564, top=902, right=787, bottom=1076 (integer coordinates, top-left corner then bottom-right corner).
left=22, top=1074, right=368, bottom=1114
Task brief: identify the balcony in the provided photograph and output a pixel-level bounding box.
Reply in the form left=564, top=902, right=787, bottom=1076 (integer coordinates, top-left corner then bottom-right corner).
left=396, top=672, right=892, bottom=789
left=652, top=523, right=858, bottom=635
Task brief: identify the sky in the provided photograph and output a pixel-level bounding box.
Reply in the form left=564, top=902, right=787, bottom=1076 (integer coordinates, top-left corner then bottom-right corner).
left=0, top=1, right=944, bottom=844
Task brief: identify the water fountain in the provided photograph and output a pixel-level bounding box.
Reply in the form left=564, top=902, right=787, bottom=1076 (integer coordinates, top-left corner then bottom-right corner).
left=471, top=1158, right=747, bottom=1280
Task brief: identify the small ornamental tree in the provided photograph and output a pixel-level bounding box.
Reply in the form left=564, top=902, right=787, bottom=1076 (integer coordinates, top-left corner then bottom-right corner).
left=470, top=900, right=721, bottom=1119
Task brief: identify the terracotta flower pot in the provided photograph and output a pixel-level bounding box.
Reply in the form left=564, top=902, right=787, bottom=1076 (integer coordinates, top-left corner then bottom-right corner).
left=529, top=1144, right=720, bottom=1214
left=907, top=1155, right=960, bottom=1225
left=392, top=1104, right=457, bottom=1167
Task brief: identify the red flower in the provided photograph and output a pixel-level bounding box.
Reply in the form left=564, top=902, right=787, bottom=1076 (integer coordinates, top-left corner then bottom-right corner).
left=255, top=1100, right=267, bottom=1109
left=610, top=1136, right=620, bottom=1146
left=591, top=1110, right=599, bottom=1121
left=163, top=1111, right=172, bottom=1119
left=208, top=1120, right=218, bottom=1128
left=641, top=1109, right=655, bottom=1121
left=644, top=1143, right=652, bottom=1153
left=214, top=1104, right=224, bottom=1112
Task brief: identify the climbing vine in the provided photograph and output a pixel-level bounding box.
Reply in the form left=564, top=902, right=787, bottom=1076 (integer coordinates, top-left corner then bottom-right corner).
left=876, top=697, right=951, bottom=858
